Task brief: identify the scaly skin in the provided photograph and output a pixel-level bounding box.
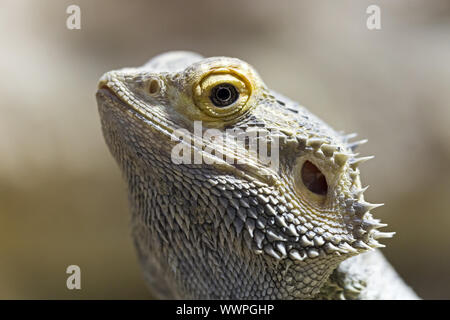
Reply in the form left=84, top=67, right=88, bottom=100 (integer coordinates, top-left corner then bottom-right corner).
left=96, top=51, right=418, bottom=299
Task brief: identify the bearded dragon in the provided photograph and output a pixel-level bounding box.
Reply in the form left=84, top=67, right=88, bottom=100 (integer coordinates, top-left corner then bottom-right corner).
left=96, top=51, right=418, bottom=299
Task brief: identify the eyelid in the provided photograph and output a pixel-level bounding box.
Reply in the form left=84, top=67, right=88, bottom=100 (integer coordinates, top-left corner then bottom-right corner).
left=200, top=74, right=246, bottom=95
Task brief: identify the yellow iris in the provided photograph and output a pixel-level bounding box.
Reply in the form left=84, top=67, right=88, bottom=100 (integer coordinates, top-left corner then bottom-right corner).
left=193, top=69, right=252, bottom=118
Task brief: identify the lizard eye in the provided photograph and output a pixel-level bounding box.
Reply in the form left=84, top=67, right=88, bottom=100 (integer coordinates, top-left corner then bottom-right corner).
left=193, top=71, right=251, bottom=118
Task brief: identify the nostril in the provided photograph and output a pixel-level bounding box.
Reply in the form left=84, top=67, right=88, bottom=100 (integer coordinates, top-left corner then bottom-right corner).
left=149, top=79, right=160, bottom=94
left=301, top=161, right=328, bottom=196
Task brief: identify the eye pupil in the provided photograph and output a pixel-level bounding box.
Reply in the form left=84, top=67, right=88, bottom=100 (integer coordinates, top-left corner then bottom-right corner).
left=301, top=161, right=328, bottom=196
left=210, top=83, right=239, bottom=107
left=217, top=87, right=231, bottom=101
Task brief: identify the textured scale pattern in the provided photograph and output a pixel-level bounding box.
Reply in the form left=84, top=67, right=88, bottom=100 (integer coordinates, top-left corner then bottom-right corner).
left=96, top=51, right=417, bottom=299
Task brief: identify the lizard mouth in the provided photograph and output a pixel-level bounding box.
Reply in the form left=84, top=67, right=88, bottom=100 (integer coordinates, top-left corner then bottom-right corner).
left=97, top=85, right=116, bottom=98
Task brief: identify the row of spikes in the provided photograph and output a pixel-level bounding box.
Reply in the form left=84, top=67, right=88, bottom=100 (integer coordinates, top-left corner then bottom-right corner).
left=303, top=136, right=372, bottom=169
left=245, top=130, right=394, bottom=257
left=306, top=133, right=395, bottom=251
left=236, top=128, right=372, bottom=170
left=264, top=224, right=396, bottom=262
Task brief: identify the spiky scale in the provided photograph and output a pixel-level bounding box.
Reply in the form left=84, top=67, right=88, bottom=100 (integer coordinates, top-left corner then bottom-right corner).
left=349, top=156, right=375, bottom=169
left=289, top=249, right=306, bottom=261
left=307, top=248, right=320, bottom=258
left=313, top=236, right=325, bottom=247
left=334, top=152, right=352, bottom=166
left=264, top=244, right=282, bottom=260
left=306, top=137, right=326, bottom=149
left=234, top=217, right=244, bottom=235
left=353, top=240, right=372, bottom=250
left=275, top=242, right=287, bottom=257
left=355, top=185, right=370, bottom=198
left=267, top=230, right=286, bottom=242
left=286, top=224, right=299, bottom=237
left=371, top=230, right=396, bottom=239
left=254, top=229, right=264, bottom=249
left=362, top=219, right=388, bottom=230
left=324, top=242, right=341, bottom=254
left=369, top=239, right=386, bottom=249
left=300, top=235, right=314, bottom=247
left=347, top=139, right=368, bottom=151
left=245, top=219, right=256, bottom=237
left=321, top=144, right=338, bottom=157
left=354, top=201, right=384, bottom=217
left=339, top=242, right=358, bottom=254
left=275, top=215, right=288, bottom=228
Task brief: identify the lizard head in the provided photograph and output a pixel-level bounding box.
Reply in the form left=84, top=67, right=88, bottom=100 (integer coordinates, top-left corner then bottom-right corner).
left=96, top=51, right=394, bottom=299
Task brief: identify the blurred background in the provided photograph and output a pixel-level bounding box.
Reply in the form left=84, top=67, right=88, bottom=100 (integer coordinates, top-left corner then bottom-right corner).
left=1, top=0, right=449, bottom=299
